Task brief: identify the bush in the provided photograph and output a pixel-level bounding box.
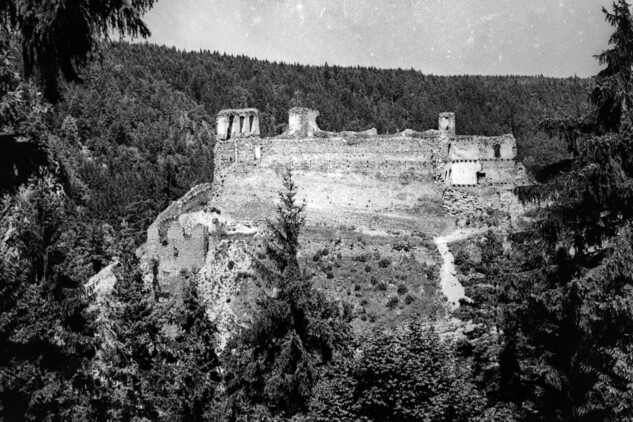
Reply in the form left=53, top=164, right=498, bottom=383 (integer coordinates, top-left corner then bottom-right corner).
left=377, top=282, right=388, bottom=291
left=364, top=264, right=372, bottom=273
left=370, top=276, right=378, bottom=285
left=354, top=283, right=361, bottom=291
left=378, top=257, right=392, bottom=268
left=312, top=248, right=330, bottom=262
left=353, top=253, right=371, bottom=263
left=397, top=284, right=408, bottom=295
left=404, top=294, right=416, bottom=305
left=387, top=296, right=399, bottom=309
left=309, top=326, right=488, bottom=421
left=454, top=248, right=470, bottom=268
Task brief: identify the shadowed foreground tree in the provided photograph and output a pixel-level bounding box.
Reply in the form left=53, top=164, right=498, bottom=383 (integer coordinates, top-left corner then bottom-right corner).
left=0, top=177, right=99, bottom=421
left=97, top=260, right=221, bottom=421
left=221, top=169, right=352, bottom=420
left=500, top=1, right=633, bottom=421
left=0, top=0, right=155, bottom=102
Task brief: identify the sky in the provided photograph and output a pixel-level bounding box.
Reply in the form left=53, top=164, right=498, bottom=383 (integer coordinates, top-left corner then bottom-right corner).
left=141, top=0, right=616, bottom=77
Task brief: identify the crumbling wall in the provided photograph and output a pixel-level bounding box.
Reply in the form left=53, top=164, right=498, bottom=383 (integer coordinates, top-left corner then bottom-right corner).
left=439, top=112, right=456, bottom=136
left=448, top=135, right=516, bottom=161
left=447, top=161, right=482, bottom=186
left=479, top=160, right=517, bottom=185
left=444, top=134, right=517, bottom=187
left=287, top=107, right=320, bottom=137
left=216, top=108, right=260, bottom=141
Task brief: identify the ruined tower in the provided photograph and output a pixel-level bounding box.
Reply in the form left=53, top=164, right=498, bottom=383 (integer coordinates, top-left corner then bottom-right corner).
left=287, top=107, right=320, bottom=137
left=438, top=112, right=456, bottom=136
left=216, top=108, right=260, bottom=141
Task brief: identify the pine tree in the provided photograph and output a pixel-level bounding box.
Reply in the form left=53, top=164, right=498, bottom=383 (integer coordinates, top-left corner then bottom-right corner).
left=501, top=1, right=633, bottom=421
left=0, top=0, right=155, bottom=102
left=98, top=260, right=220, bottom=421
left=222, top=168, right=351, bottom=419
left=0, top=177, right=99, bottom=421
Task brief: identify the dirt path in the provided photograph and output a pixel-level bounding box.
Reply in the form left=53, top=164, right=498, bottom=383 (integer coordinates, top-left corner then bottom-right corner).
left=434, top=228, right=486, bottom=310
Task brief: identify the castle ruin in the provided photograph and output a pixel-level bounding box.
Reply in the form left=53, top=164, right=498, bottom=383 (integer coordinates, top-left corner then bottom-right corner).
left=216, top=108, right=260, bottom=141
left=215, top=107, right=518, bottom=188
left=287, top=107, right=321, bottom=137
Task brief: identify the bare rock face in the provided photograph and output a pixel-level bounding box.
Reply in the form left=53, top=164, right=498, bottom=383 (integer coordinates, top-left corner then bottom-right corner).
left=86, top=261, right=120, bottom=305
left=198, top=238, right=261, bottom=349
left=135, top=184, right=267, bottom=346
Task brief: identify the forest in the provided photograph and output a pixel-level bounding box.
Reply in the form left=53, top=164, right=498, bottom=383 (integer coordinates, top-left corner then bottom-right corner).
left=2, top=0, right=633, bottom=421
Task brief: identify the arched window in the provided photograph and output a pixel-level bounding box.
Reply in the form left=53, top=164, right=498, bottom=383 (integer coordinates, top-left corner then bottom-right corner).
left=227, top=115, right=234, bottom=140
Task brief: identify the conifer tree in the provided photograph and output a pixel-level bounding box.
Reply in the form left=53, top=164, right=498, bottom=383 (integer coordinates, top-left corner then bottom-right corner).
left=0, top=177, right=99, bottom=421
left=222, top=169, right=351, bottom=419
left=501, top=1, right=633, bottom=420
left=0, top=0, right=155, bottom=102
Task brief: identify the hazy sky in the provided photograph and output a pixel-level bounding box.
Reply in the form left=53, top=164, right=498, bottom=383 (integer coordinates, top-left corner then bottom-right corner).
left=141, top=0, right=616, bottom=77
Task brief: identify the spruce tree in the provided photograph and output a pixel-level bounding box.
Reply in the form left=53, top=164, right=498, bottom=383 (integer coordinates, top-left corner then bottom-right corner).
left=501, top=1, right=633, bottom=421
left=222, top=169, right=351, bottom=419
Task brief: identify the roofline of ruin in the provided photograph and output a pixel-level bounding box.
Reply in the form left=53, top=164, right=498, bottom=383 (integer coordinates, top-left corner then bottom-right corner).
left=217, top=108, right=260, bottom=116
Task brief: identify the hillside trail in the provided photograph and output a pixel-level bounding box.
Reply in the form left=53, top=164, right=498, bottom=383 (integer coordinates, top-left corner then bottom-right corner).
left=434, top=228, right=487, bottom=310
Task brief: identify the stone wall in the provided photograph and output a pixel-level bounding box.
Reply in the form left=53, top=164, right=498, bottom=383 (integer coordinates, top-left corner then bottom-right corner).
left=446, top=161, right=482, bottom=186
left=444, top=134, right=517, bottom=187
left=287, top=107, right=320, bottom=137
left=216, top=108, right=260, bottom=141
left=447, top=134, right=516, bottom=161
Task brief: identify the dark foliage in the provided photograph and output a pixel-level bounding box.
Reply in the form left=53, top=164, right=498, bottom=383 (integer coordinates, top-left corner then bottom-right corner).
left=0, top=0, right=155, bottom=102
left=501, top=2, right=633, bottom=421
left=310, top=325, right=513, bottom=421
left=98, top=259, right=221, bottom=421
left=0, top=178, right=99, bottom=421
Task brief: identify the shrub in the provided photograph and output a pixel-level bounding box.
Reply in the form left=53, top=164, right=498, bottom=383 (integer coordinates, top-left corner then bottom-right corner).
left=353, top=253, right=371, bottom=263
left=326, top=272, right=334, bottom=279
left=404, top=294, right=416, bottom=305
left=378, top=257, right=392, bottom=268
left=377, top=282, right=388, bottom=291
left=386, top=296, right=399, bottom=309
left=397, top=284, right=408, bottom=295
left=454, top=248, right=470, bottom=268
left=370, top=276, right=378, bottom=285
left=354, top=283, right=361, bottom=291
left=312, top=248, right=329, bottom=262
left=360, top=298, right=369, bottom=306
left=364, top=264, right=372, bottom=273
